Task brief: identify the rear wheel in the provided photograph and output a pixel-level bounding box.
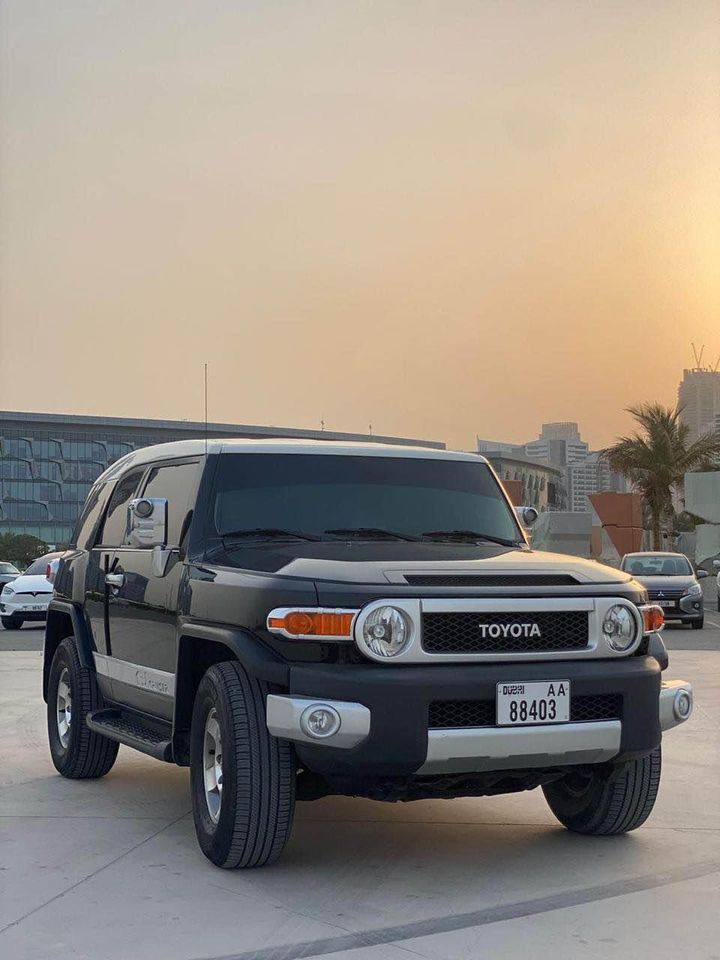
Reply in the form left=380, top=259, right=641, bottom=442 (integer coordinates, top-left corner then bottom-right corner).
left=47, top=637, right=119, bottom=778
left=1, top=616, right=23, bottom=629
left=190, top=661, right=296, bottom=868
left=543, top=748, right=661, bottom=835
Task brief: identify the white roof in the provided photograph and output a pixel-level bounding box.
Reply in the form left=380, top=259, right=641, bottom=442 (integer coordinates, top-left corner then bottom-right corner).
left=98, top=439, right=488, bottom=483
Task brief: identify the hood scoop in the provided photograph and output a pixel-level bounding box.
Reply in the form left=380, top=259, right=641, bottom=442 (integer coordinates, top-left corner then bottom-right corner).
left=402, top=574, right=580, bottom=587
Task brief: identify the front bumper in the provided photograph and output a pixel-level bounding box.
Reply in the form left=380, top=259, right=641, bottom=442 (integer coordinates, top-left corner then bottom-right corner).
left=266, top=655, right=682, bottom=779
left=0, top=595, right=51, bottom=620
left=653, top=595, right=703, bottom=621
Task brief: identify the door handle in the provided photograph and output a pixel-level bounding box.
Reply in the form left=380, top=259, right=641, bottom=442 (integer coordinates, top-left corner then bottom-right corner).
left=105, top=573, right=125, bottom=588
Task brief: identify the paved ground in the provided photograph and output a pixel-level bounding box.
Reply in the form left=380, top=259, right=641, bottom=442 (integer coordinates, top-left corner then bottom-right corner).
left=1, top=596, right=719, bottom=960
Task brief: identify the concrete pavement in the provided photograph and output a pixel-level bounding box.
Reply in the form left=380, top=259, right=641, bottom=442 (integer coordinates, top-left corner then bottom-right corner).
left=0, top=625, right=718, bottom=959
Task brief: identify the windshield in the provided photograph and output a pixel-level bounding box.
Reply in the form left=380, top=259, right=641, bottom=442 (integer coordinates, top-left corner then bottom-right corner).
left=622, top=555, right=693, bottom=577
left=211, top=454, right=521, bottom=544
left=0, top=563, right=19, bottom=574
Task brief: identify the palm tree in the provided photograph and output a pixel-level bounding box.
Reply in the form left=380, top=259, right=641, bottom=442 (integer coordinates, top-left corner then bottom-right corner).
left=604, top=403, right=720, bottom=549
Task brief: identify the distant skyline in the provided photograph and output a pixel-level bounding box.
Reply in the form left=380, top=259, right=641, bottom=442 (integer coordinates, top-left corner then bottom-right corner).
left=1, top=2, right=718, bottom=451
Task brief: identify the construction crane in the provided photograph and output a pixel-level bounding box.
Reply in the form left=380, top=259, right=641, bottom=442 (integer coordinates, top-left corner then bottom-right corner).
left=690, top=343, right=720, bottom=373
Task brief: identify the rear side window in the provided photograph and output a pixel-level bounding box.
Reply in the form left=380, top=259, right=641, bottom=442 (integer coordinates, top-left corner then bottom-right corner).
left=71, top=481, right=112, bottom=549
left=98, top=469, right=146, bottom=547
left=140, top=460, right=200, bottom=545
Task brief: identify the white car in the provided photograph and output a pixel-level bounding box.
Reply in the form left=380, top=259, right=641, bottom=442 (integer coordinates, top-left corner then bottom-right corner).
left=715, top=560, right=720, bottom=612
left=0, top=552, right=63, bottom=630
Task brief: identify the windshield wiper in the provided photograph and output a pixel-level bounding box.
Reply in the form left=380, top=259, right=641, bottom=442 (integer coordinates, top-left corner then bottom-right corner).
left=221, top=528, right=322, bottom=542
left=324, top=527, right=422, bottom=542
left=421, top=529, right=518, bottom=547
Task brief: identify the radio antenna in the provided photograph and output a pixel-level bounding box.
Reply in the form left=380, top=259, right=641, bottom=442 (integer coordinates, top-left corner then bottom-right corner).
left=204, top=362, right=208, bottom=457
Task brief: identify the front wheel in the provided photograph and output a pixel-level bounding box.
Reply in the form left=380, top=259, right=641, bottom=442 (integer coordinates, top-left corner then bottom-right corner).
left=190, top=661, right=296, bottom=868
left=691, top=618, right=704, bottom=630
left=543, top=747, right=661, bottom=835
left=1, top=616, right=23, bottom=629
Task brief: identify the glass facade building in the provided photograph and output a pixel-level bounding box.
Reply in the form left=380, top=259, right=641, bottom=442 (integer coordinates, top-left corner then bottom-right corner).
left=0, top=411, right=444, bottom=546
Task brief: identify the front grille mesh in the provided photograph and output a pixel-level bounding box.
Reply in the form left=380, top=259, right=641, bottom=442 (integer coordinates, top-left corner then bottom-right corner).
left=405, top=574, right=579, bottom=587
left=422, top=610, right=589, bottom=654
left=428, top=694, right=622, bottom=728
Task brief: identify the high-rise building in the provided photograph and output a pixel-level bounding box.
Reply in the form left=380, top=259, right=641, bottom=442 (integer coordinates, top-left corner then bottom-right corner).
left=524, top=422, right=589, bottom=468
left=678, top=367, right=720, bottom=442
left=566, top=452, right=627, bottom=513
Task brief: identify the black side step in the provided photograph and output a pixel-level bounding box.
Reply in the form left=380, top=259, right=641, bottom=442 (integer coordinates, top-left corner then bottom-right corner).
left=86, top=708, right=173, bottom=762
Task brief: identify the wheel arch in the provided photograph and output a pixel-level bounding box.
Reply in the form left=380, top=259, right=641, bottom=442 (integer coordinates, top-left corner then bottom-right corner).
left=43, top=601, right=95, bottom=702
left=173, top=624, right=288, bottom=764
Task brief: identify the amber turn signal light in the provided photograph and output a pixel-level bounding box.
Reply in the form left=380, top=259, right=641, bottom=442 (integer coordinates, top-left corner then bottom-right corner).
left=641, top=604, right=664, bottom=634
left=267, top=608, right=356, bottom=639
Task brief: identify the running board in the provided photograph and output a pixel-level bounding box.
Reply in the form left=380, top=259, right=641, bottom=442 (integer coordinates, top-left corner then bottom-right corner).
left=86, top=708, right=173, bottom=762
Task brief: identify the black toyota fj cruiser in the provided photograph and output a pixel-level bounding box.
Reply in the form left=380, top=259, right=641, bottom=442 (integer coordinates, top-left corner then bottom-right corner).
left=44, top=440, right=693, bottom=868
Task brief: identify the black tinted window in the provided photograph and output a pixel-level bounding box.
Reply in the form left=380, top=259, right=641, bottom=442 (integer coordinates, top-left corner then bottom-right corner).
left=99, top=470, right=145, bottom=546
left=141, top=460, right=199, bottom=544
left=211, top=454, right=520, bottom=542
left=25, top=555, right=59, bottom=576
left=72, top=481, right=112, bottom=549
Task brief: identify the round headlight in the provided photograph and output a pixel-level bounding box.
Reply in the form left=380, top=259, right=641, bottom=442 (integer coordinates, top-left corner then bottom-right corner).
left=602, top=605, right=637, bottom=652
left=362, top=605, right=410, bottom=658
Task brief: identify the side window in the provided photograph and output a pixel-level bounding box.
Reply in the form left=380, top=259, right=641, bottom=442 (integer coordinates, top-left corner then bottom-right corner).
left=71, top=481, right=112, bottom=549
left=97, top=469, right=146, bottom=547
left=140, top=460, right=199, bottom=545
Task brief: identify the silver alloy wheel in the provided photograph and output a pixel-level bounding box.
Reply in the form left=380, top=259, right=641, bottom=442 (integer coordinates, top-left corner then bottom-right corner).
left=56, top=667, right=72, bottom=749
left=203, top=708, right=223, bottom=824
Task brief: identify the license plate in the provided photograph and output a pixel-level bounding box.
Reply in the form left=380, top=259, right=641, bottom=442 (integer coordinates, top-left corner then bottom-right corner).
left=23, top=605, right=44, bottom=612
left=496, top=680, right=570, bottom=726
left=657, top=601, right=675, bottom=609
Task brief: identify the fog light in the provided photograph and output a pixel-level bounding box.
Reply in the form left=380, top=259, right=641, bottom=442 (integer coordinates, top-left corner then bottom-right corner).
left=299, top=704, right=342, bottom=739
left=673, top=688, right=693, bottom=721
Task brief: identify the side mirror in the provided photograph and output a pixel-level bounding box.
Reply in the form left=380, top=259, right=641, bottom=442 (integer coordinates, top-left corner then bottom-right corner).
left=697, top=569, right=709, bottom=579
left=515, top=505, right=539, bottom=526
left=127, top=498, right=168, bottom=548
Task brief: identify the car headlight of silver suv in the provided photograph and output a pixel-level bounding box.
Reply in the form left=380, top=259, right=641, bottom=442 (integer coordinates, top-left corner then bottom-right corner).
left=361, top=605, right=411, bottom=658
left=602, top=604, right=638, bottom=652
left=684, top=583, right=702, bottom=597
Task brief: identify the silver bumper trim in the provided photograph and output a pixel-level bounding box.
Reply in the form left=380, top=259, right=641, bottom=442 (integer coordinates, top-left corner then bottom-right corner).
left=266, top=695, right=371, bottom=749
left=659, top=679, right=693, bottom=731
left=418, top=720, right=622, bottom=775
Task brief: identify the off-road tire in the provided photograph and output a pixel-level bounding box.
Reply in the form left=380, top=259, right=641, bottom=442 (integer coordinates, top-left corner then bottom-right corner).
left=1, top=616, right=23, bottom=629
left=190, top=661, right=296, bottom=869
left=691, top=618, right=704, bottom=630
left=543, top=747, right=661, bottom=835
left=47, top=636, right=119, bottom=778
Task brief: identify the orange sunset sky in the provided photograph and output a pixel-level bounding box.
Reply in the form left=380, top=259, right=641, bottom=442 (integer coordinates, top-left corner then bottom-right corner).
left=0, top=1, right=718, bottom=450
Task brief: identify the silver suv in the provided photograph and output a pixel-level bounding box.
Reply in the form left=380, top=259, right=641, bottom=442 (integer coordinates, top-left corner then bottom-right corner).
left=620, top=552, right=706, bottom=630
